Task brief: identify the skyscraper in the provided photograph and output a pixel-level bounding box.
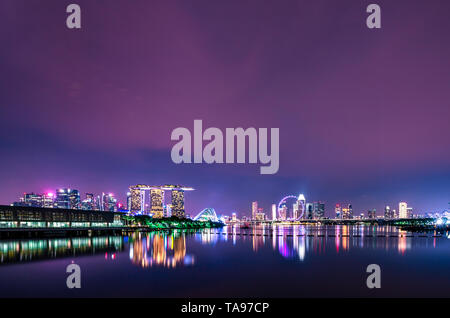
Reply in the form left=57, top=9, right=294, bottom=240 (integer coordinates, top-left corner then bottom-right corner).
left=367, top=209, right=376, bottom=219
left=150, top=189, right=164, bottom=218
left=103, top=193, right=117, bottom=212
left=342, top=204, right=353, bottom=219
left=384, top=205, right=393, bottom=219
left=252, top=201, right=258, bottom=220
left=271, top=204, right=277, bottom=221
left=297, top=194, right=306, bottom=219
left=171, top=189, right=185, bottom=218
left=305, top=203, right=313, bottom=219
left=293, top=202, right=298, bottom=219
left=399, top=202, right=408, bottom=219
left=279, top=205, right=287, bottom=220
left=55, top=188, right=80, bottom=209
left=81, top=193, right=95, bottom=210
left=313, top=201, right=325, bottom=219
left=335, top=204, right=342, bottom=219
left=126, top=192, right=132, bottom=211
left=68, top=189, right=81, bottom=209
left=407, top=206, right=413, bottom=218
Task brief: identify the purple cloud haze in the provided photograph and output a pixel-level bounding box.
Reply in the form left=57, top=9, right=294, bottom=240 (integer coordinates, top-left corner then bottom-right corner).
left=0, top=0, right=449, bottom=217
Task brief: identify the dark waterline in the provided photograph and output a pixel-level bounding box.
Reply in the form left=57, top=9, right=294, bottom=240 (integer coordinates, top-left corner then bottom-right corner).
left=0, top=225, right=449, bottom=298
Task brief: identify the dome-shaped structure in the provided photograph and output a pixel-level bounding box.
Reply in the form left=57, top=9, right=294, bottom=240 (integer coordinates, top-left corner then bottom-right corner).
left=193, top=208, right=219, bottom=222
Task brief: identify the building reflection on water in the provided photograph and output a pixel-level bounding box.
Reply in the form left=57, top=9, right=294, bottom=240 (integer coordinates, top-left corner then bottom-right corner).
left=209, top=224, right=444, bottom=262
left=129, top=231, right=195, bottom=268
left=0, top=226, right=445, bottom=267
left=0, top=236, right=123, bottom=264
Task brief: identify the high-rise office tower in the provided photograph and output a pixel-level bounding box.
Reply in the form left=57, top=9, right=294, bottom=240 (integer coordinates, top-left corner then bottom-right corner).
left=279, top=205, right=287, bottom=220
left=271, top=204, right=277, bottom=221
left=150, top=189, right=164, bottom=218
left=129, top=186, right=143, bottom=214
left=399, top=202, right=408, bottom=219
left=297, top=194, right=306, bottom=219
left=335, top=204, right=342, bottom=219
left=313, top=201, right=325, bottom=219
left=94, top=195, right=102, bottom=211
left=407, top=207, right=413, bottom=218
left=255, top=208, right=265, bottom=221
left=171, top=189, right=185, bottom=218
left=293, top=202, right=299, bottom=219
left=68, top=189, right=81, bottom=209
left=252, top=201, right=258, bottom=220
left=103, top=193, right=117, bottom=212
left=42, top=193, right=54, bottom=208
left=126, top=192, right=132, bottom=212
left=384, top=205, right=393, bottom=219
left=19, top=193, right=43, bottom=207
left=55, top=189, right=69, bottom=209
left=367, top=209, right=376, bottom=219
left=342, top=204, right=353, bottom=219
left=81, top=193, right=95, bottom=210
left=55, top=188, right=79, bottom=209
left=305, top=203, right=313, bottom=219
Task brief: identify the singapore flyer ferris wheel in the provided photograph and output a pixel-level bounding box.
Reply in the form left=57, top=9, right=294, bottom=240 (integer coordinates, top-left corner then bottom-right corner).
left=277, top=194, right=306, bottom=220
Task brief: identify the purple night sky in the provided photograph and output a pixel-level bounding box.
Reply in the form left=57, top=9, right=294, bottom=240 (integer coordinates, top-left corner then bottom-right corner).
left=0, top=0, right=449, bottom=217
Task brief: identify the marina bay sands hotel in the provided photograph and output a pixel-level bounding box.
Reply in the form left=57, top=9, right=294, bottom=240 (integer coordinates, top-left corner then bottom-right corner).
left=128, top=185, right=194, bottom=218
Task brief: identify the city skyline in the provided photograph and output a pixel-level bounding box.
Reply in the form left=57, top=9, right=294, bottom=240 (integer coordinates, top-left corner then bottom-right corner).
left=0, top=1, right=449, bottom=218
left=9, top=184, right=449, bottom=219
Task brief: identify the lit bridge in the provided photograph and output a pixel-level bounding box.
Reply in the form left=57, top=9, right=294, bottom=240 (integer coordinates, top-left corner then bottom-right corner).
left=193, top=208, right=220, bottom=222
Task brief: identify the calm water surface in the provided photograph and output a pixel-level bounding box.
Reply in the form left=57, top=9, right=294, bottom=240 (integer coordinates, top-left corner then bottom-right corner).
left=0, top=225, right=449, bottom=297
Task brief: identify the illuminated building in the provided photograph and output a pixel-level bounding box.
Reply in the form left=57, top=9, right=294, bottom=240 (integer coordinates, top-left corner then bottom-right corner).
left=14, top=193, right=54, bottom=208
left=342, top=204, right=353, bottom=219
left=42, top=193, right=54, bottom=208
left=335, top=204, right=342, bottom=219
left=164, top=204, right=172, bottom=218
left=129, top=185, right=193, bottom=217
left=94, top=195, right=102, bottom=211
left=81, top=193, right=95, bottom=210
left=384, top=205, right=393, bottom=219
left=129, top=186, right=144, bottom=213
left=171, top=189, right=185, bottom=218
left=297, top=194, right=306, bottom=219
left=103, top=193, right=117, bottom=212
left=255, top=208, right=265, bottom=221
left=293, top=202, right=298, bottom=219
left=55, top=188, right=80, bottom=209
left=126, top=192, right=131, bottom=211
left=68, top=190, right=81, bottom=209
left=367, top=209, right=376, bottom=219
left=252, top=201, right=258, bottom=220
left=232, top=212, right=237, bottom=222
left=150, top=189, right=164, bottom=218
left=279, top=205, right=287, bottom=220
left=313, top=201, right=325, bottom=219
left=305, top=203, right=313, bottom=219
left=0, top=204, right=123, bottom=229
left=271, top=204, right=277, bottom=221
left=399, top=202, right=408, bottom=219
left=407, top=207, right=413, bottom=218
